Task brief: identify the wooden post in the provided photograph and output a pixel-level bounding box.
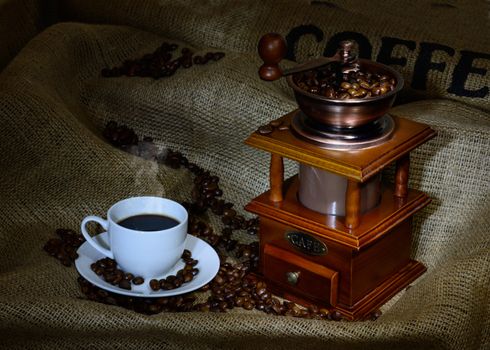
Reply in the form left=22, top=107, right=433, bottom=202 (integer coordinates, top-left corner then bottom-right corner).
left=345, top=180, right=361, bottom=229
left=269, top=154, right=284, bottom=202
left=394, top=155, right=410, bottom=198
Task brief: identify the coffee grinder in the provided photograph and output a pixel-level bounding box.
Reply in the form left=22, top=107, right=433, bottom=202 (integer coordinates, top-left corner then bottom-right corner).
left=244, top=33, right=436, bottom=320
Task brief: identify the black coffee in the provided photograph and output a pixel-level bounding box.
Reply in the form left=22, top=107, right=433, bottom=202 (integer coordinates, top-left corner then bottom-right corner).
left=118, top=214, right=179, bottom=231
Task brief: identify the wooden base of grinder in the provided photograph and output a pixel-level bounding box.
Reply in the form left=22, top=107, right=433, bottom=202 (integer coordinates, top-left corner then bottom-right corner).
left=246, top=177, right=430, bottom=321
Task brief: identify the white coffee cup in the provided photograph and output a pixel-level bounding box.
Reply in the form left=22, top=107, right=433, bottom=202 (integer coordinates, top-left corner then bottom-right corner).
left=81, top=196, right=188, bottom=278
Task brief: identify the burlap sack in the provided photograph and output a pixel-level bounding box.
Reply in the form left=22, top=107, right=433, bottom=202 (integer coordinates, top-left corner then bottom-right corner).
left=0, top=0, right=58, bottom=70
left=59, top=0, right=490, bottom=111
left=0, top=1, right=489, bottom=349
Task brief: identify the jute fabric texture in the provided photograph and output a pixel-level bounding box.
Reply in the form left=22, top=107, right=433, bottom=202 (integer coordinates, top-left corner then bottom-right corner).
left=0, top=1, right=489, bottom=349
left=60, top=0, right=490, bottom=111
left=0, top=0, right=58, bottom=70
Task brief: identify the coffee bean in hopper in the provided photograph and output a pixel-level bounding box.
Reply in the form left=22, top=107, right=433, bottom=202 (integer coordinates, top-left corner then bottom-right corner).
left=293, top=65, right=396, bottom=99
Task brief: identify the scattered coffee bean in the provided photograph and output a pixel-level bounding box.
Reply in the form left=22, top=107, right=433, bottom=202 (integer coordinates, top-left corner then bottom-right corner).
left=89, top=250, right=200, bottom=292
left=330, top=310, right=343, bottom=321
left=258, top=125, right=273, bottom=135
left=182, top=249, right=192, bottom=260
left=147, top=251, right=199, bottom=291
left=101, top=42, right=225, bottom=80
left=43, top=229, right=85, bottom=267
left=269, top=120, right=282, bottom=128
left=78, top=276, right=197, bottom=314
left=132, top=276, right=144, bottom=285
left=44, top=122, right=351, bottom=320
left=369, top=309, right=382, bottom=321
left=149, top=279, right=160, bottom=291
left=118, top=279, right=131, bottom=290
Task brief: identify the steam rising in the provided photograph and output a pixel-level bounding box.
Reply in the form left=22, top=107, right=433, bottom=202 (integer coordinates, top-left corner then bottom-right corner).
left=126, top=140, right=167, bottom=198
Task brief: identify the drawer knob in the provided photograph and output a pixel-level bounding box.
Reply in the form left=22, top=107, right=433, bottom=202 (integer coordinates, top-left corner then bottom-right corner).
left=286, top=271, right=300, bottom=285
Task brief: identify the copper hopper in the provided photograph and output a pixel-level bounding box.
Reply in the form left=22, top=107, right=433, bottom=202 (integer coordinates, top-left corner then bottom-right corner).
left=258, top=33, right=405, bottom=216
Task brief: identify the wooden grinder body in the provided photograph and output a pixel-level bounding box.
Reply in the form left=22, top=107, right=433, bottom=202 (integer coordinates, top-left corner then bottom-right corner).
left=245, top=111, right=436, bottom=320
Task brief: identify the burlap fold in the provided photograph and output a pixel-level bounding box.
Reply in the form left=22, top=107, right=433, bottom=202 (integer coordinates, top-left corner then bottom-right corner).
left=0, top=1, right=489, bottom=349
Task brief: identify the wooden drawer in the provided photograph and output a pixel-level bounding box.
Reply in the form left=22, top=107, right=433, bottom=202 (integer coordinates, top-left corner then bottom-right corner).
left=263, top=244, right=339, bottom=306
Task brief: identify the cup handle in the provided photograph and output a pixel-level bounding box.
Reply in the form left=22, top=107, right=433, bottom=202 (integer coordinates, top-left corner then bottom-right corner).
left=80, top=216, right=114, bottom=259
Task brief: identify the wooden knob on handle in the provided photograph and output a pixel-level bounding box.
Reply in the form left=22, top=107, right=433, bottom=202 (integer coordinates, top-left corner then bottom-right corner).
left=258, top=33, right=287, bottom=81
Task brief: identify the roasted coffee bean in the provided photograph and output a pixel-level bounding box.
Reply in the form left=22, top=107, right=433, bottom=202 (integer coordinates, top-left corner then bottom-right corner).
left=340, top=82, right=351, bottom=90
left=118, top=279, right=131, bottom=290
left=132, top=277, right=144, bottom=285
left=243, top=301, right=254, bottom=310
left=225, top=239, right=238, bottom=251
left=359, top=80, right=371, bottom=89
left=193, top=56, right=204, bottom=64
left=269, top=119, right=282, bottom=128
left=44, top=229, right=85, bottom=266
left=308, top=87, right=319, bottom=94
left=162, top=281, right=174, bottom=290
left=139, top=252, right=200, bottom=292
left=183, top=272, right=193, bottom=283
left=223, top=208, right=236, bottom=218
left=330, top=310, right=343, bottom=321
left=182, top=249, right=192, bottom=259
left=221, top=215, right=232, bottom=226
left=257, top=125, right=273, bottom=135
left=214, top=274, right=225, bottom=285
left=101, top=43, right=224, bottom=80
left=318, top=308, right=330, bottom=319
left=181, top=47, right=192, bottom=55
left=213, top=52, right=225, bottom=61
left=167, top=275, right=177, bottom=284
left=370, top=309, right=382, bottom=320
left=174, top=278, right=183, bottom=288
left=180, top=58, right=192, bottom=68
left=147, top=304, right=161, bottom=314
left=149, top=279, right=160, bottom=291
left=207, top=234, right=221, bottom=247
left=323, top=87, right=336, bottom=98
left=187, top=259, right=198, bottom=267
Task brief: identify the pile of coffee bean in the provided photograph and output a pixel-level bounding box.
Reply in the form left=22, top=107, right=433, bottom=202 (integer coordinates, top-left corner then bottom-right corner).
left=90, top=257, right=143, bottom=290
left=101, top=42, right=225, bottom=79
left=89, top=249, right=199, bottom=292
left=43, top=228, right=85, bottom=267
left=293, top=65, right=396, bottom=99
left=194, top=263, right=338, bottom=319
left=149, top=249, right=199, bottom=291
left=78, top=276, right=197, bottom=314
left=44, top=121, right=384, bottom=321
left=77, top=264, right=339, bottom=319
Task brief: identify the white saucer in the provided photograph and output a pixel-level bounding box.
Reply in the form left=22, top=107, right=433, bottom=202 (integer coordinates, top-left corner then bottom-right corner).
left=75, top=232, right=220, bottom=297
